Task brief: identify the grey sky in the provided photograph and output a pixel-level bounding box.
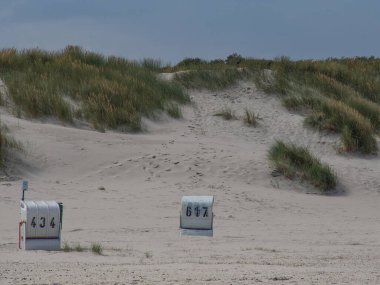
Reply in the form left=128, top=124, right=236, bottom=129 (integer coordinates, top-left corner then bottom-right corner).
left=0, top=0, right=379, bottom=64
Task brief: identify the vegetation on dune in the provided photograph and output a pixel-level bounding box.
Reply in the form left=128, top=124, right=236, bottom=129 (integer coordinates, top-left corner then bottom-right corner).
left=168, top=54, right=270, bottom=91
left=0, top=121, right=22, bottom=168
left=268, top=141, right=337, bottom=192
left=62, top=241, right=72, bottom=252
left=1, top=48, right=379, bottom=164
left=173, top=68, right=250, bottom=91
left=213, top=106, right=259, bottom=127
left=214, top=107, right=236, bottom=120
left=172, top=54, right=380, bottom=154
left=0, top=122, right=5, bottom=167
left=0, top=46, right=189, bottom=131
left=253, top=56, right=380, bottom=103
left=256, top=57, right=380, bottom=154
left=243, top=109, right=259, bottom=127
left=62, top=241, right=103, bottom=255
left=305, top=99, right=376, bottom=153
left=91, top=243, right=103, bottom=255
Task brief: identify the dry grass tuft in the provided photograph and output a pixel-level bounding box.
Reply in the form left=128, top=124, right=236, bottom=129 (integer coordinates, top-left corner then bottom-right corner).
left=243, top=109, right=258, bottom=127
left=214, top=107, right=236, bottom=120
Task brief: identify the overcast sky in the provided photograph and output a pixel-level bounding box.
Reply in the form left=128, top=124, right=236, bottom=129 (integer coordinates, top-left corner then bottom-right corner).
left=0, top=0, right=379, bottom=64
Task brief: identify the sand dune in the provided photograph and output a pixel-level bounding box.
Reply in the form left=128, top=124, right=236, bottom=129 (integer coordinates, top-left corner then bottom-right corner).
left=1, top=81, right=379, bottom=284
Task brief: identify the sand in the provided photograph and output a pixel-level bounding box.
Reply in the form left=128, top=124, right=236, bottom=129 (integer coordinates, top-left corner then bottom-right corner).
left=0, top=81, right=379, bottom=284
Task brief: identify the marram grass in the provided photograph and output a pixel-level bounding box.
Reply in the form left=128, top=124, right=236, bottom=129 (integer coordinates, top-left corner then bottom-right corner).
left=174, top=68, right=250, bottom=91
left=0, top=46, right=189, bottom=131
left=243, top=109, right=258, bottom=127
left=253, top=58, right=380, bottom=154
left=91, top=243, right=103, bottom=255
left=170, top=56, right=380, bottom=155
left=305, top=99, right=377, bottom=154
left=268, top=141, right=337, bottom=192
left=214, top=107, right=236, bottom=120
left=61, top=241, right=102, bottom=255
left=0, top=121, right=22, bottom=168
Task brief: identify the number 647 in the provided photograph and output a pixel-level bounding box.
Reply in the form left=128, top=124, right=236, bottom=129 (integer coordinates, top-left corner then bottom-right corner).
left=186, top=205, right=208, bottom=217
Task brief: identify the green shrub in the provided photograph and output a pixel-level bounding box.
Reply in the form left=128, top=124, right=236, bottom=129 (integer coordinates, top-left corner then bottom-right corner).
left=268, top=141, right=337, bottom=192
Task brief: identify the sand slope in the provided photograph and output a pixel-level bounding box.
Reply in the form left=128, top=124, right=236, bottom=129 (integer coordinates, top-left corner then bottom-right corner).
left=0, top=81, right=379, bottom=284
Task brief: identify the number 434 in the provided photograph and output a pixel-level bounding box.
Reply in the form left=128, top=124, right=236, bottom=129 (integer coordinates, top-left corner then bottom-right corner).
left=30, top=217, right=56, bottom=228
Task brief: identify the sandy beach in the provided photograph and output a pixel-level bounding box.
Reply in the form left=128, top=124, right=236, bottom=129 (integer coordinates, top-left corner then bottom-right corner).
left=1, top=81, right=380, bottom=284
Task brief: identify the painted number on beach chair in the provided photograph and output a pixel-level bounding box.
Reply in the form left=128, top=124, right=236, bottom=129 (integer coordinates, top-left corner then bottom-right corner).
left=31, top=217, right=37, bottom=228
left=50, top=217, right=56, bottom=228
left=30, top=216, right=56, bottom=228
left=186, top=204, right=208, bottom=218
left=40, top=217, right=46, bottom=228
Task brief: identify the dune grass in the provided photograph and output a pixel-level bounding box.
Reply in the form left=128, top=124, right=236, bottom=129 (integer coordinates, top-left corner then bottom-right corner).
left=165, top=102, right=182, bottom=119
left=282, top=90, right=377, bottom=153
left=74, top=243, right=85, bottom=252
left=268, top=141, right=337, bottom=192
left=252, top=57, right=380, bottom=154
left=0, top=46, right=189, bottom=131
left=168, top=54, right=267, bottom=91
left=0, top=121, right=22, bottom=168
left=63, top=241, right=86, bottom=252
left=170, top=55, right=380, bottom=154
left=214, top=107, right=236, bottom=120
left=173, top=68, right=250, bottom=91
left=0, top=123, right=6, bottom=167
left=305, top=99, right=376, bottom=153
left=243, top=109, right=259, bottom=127
left=1, top=49, right=379, bottom=155
left=62, top=241, right=103, bottom=255
left=91, top=243, right=103, bottom=255
left=62, top=241, right=72, bottom=252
